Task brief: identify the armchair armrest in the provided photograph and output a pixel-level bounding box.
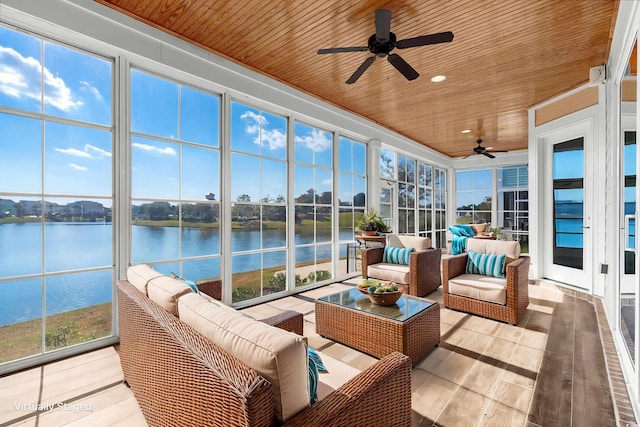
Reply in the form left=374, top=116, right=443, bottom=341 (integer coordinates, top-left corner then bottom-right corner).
left=505, top=256, right=531, bottom=311
left=284, top=352, right=412, bottom=427
left=260, top=310, right=304, bottom=335
left=197, top=278, right=222, bottom=300
left=361, top=247, right=384, bottom=278
left=408, top=248, right=442, bottom=296
left=441, top=253, right=468, bottom=294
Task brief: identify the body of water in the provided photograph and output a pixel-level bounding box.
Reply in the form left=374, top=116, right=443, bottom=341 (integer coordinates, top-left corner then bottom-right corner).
left=0, top=222, right=354, bottom=326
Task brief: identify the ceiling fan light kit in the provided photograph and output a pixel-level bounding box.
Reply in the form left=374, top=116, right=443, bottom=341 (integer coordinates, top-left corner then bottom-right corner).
left=317, top=9, right=454, bottom=84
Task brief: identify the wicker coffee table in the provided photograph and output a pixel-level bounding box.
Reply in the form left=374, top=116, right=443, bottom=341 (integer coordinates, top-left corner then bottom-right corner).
left=315, top=288, right=440, bottom=365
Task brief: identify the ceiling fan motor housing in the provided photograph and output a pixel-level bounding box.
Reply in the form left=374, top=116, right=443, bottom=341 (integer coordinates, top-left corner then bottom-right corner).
left=368, top=32, right=396, bottom=56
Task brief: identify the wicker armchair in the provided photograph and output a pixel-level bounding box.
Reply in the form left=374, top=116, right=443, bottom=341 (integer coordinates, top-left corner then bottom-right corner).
left=361, top=234, right=441, bottom=297
left=442, top=239, right=530, bottom=325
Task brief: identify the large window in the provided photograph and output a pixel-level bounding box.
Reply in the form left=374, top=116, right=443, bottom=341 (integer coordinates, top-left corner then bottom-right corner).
left=434, top=167, right=448, bottom=248
left=418, top=162, right=433, bottom=238
left=498, top=164, right=529, bottom=251
left=130, top=69, right=221, bottom=284
left=230, top=102, right=287, bottom=302
left=0, top=26, right=114, bottom=363
left=378, top=148, right=446, bottom=247
left=397, top=155, right=416, bottom=233
left=294, top=122, right=334, bottom=287
left=338, top=137, right=366, bottom=274
left=456, top=168, right=492, bottom=224
left=455, top=165, right=529, bottom=251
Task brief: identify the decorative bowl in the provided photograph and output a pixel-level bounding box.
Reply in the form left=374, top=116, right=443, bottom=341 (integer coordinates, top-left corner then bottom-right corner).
left=366, top=290, right=402, bottom=306
left=357, top=279, right=380, bottom=295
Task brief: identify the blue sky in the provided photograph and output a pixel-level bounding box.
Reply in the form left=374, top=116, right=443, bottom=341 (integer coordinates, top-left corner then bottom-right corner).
left=0, top=27, right=112, bottom=199
left=0, top=25, right=357, bottom=207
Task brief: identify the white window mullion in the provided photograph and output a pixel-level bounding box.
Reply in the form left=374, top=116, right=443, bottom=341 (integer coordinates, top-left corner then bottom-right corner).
left=221, top=92, right=233, bottom=304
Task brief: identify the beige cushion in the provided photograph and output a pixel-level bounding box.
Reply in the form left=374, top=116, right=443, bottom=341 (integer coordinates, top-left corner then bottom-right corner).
left=387, top=234, right=431, bottom=251
left=126, top=264, right=164, bottom=295
left=178, top=292, right=309, bottom=423
left=367, top=263, right=410, bottom=284
left=449, top=274, right=507, bottom=304
left=470, top=223, right=488, bottom=234
left=147, top=276, right=194, bottom=316
left=467, top=238, right=520, bottom=266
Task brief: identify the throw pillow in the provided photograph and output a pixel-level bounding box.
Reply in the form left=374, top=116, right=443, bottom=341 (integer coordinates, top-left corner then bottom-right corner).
left=308, top=346, right=327, bottom=372
left=308, top=353, right=319, bottom=404
left=307, top=347, right=326, bottom=404
left=169, top=272, right=199, bottom=294
left=383, top=246, right=414, bottom=265
left=465, top=250, right=506, bottom=278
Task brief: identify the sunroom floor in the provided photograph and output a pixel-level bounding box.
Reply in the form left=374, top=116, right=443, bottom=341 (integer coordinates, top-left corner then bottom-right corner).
left=0, top=279, right=636, bottom=426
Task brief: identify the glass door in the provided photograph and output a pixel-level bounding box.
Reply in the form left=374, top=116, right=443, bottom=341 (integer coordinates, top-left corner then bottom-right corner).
left=621, top=129, right=637, bottom=363
left=544, top=133, right=592, bottom=289
left=619, top=38, right=637, bottom=364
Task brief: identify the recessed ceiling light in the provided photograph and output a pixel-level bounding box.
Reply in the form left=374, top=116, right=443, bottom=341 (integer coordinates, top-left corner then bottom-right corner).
left=461, top=129, right=471, bottom=134
left=431, top=75, right=446, bottom=82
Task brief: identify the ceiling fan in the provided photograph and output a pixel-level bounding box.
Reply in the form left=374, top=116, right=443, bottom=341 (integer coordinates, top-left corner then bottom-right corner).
left=463, top=139, right=508, bottom=159
left=317, top=9, right=454, bottom=84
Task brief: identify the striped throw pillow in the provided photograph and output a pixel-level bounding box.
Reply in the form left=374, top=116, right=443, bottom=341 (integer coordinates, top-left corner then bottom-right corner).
left=465, top=250, right=506, bottom=278
left=383, top=246, right=414, bottom=265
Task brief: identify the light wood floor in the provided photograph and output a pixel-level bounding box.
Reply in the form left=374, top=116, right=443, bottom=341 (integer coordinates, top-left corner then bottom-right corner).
left=0, top=280, right=635, bottom=427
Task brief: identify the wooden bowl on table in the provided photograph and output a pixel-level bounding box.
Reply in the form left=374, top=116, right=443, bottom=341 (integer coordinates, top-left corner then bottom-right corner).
left=366, top=290, right=402, bottom=306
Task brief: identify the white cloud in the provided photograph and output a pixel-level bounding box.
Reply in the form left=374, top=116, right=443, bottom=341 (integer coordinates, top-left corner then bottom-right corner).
left=80, top=80, right=103, bottom=102
left=55, top=147, right=92, bottom=158
left=0, top=45, right=83, bottom=111
left=69, top=163, right=88, bottom=171
left=85, top=144, right=111, bottom=157
left=294, top=128, right=332, bottom=152
left=132, top=142, right=177, bottom=155
left=322, top=178, right=333, bottom=186
left=240, top=111, right=286, bottom=150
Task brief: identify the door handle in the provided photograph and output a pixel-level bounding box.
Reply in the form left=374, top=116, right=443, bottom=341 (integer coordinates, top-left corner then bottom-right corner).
left=582, top=226, right=590, bottom=229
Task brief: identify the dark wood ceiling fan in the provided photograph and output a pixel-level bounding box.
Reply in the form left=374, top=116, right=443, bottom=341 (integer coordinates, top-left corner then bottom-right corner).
left=317, top=9, right=454, bottom=84
left=463, top=138, right=508, bottom=159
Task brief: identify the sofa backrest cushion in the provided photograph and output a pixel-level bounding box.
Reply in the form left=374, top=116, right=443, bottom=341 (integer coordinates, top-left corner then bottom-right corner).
left=126, top=264, right=164, bottom=295
left=178, top=292, right=310, bottom=423
left=387, top=234, right=431, bottom=251
left=467, top=239, right=520, bottom=266
left=470, top=223, right=488, bottom=234
left=147, top=276, right=194, bottom=316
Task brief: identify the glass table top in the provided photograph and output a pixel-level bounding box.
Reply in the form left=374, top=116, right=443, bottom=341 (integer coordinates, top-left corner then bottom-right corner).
left=318, top=287, right=436, bottom=322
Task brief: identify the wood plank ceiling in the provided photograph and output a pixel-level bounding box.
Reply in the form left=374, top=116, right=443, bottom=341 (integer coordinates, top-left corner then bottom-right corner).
left=95, top=0, right=618, bottom=158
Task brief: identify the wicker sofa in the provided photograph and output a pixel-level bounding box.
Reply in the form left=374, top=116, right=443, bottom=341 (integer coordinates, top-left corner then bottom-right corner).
left=361, top=234, right=442, bottom=297
left=117, top=265, right=412, bottom=427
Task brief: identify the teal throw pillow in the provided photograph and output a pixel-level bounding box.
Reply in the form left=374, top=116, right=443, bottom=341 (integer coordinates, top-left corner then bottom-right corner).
left=308, top=346, right=327, bottom=372
left=308, top=353, right=319, bottom=404
left=169, top=272, right=199, bottom=294
left=307, top=347, right=326, bottom=405
left=383, top=246, right=414, bottom=265
left=465, top=250, right=506, bottom=279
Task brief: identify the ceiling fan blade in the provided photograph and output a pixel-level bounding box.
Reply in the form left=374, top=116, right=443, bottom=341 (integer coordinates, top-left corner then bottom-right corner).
left=387, top=54, right=419, bottom=81
left=462, top=153, right=473, bottom=159
left=486, top=150, right=508, bottom=154
left=396, top=31, right=454, bottom=49
left=346, top=56, right=376, bottom=84
left=482, top=152, right=496, bottom=159
left=318, top=46, right=369, bottom=54
left=375, top=9, right=392, bottom=42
